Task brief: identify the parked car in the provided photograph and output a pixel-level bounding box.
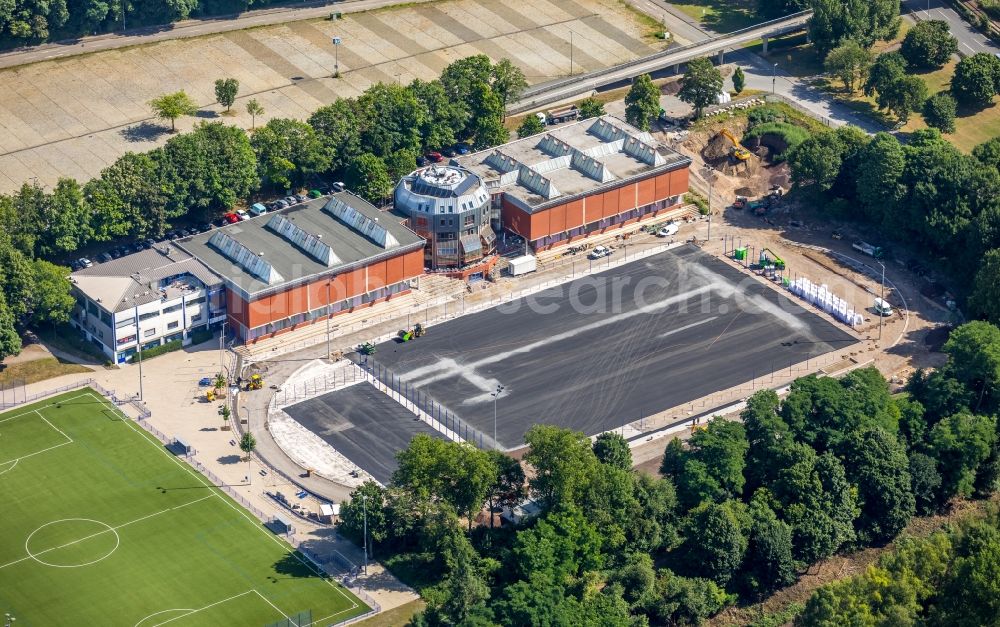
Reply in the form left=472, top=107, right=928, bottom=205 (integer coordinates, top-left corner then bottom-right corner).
left=294, top=193, right=308, bottom=203
left=235, top=209, right=250, bottom=221
left=308, top=189, right=323, bottom=198
left=454, top=143, right=471, bottom=155
left=143, top=239, right=156, bottom=249
left=331, top=181, right=346, bottom=192
left=73, top=258, right=91, bottom=270
left=199, top=223, right=213, bottom=233
left=109, top=248, right=122, bottom=259
left=442, top=146, right=458, bottom=158
left=223, top=213, right=240, bottom=224
left=250, top=202, right=268, bottom=217
left=97, top=252, right=113, bottom=263
left=283, top=196, right=297, bottom=205
left=426, top=151, right=444, bottom=163
left=656, top=222, right=679, bottom=238
left=589, top=245, right=612, bottom=260
left=416, top=155, right=429, bottom=167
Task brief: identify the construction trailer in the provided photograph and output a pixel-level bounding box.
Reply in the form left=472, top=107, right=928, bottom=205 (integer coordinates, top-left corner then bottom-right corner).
left=508, top=255, right=537, bottom=276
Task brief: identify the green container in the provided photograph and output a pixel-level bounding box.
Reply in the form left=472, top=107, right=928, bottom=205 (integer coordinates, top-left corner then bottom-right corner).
left=734, top=247, right=747, bottom=261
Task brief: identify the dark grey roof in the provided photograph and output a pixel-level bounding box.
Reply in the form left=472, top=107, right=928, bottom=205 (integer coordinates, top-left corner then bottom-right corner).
left=176, top=193, right=425, bottom=299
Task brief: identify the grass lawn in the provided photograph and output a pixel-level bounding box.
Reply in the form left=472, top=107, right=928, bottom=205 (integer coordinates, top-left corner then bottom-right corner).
left=355, top=600, right=426, bottom=627
left=670, top=0, right=757, bottom=33
left=0, top=357, right=90, bottom=386
left=0, top=390, right=368, bottom=626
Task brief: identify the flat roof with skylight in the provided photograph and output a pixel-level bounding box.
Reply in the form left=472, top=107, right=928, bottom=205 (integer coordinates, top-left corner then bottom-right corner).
left=177, top=193, right=424, bottom=299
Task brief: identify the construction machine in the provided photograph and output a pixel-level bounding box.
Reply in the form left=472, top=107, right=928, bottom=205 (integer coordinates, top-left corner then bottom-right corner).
left=759, top=248, right=786, bottom=270
left=719, top=128, right=752, bottom=161
left=358, top=341, right=377, bottom=355
left=246, top=374, right=263, bottom=390
left=398, top=323, right=427, bottom=342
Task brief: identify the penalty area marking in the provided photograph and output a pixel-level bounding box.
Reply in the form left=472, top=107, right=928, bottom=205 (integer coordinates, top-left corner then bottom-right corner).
left=24, top=518, right=120, bottom=568
left=137, top=589, right=287, bottom=627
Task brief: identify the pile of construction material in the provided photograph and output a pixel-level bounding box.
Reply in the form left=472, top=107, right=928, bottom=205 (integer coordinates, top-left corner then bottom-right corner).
left=703, top=97, right=766, bottom=119
left=787, top=277, right=863, bottom=327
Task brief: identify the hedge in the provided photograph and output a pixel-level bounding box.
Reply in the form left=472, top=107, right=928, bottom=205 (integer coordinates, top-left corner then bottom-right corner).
left=189, top=328, right=214, bottom=345
left=130, top=339, right=183, bottom=363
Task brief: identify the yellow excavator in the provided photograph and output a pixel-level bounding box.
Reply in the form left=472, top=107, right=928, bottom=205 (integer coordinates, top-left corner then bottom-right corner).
left=719, top=129, right=752, bottom=161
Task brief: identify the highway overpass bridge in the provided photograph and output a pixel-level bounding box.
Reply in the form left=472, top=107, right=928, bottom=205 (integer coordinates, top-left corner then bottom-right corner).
left=509, top=11, right=811, bottom=114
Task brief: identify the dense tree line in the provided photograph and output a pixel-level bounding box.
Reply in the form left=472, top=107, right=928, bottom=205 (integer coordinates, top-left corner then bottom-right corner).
left=0, top=54, right=525, bottom=360
left=336, top=323, right=1000, bottom=625
left=786, top=126, right=1000, bottom=323
left=798, top=505, right=1000, bottom=625
left=0, top=0, right=299, bottom=48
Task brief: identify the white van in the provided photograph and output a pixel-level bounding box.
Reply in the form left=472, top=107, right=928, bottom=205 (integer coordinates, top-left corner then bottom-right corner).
left=874, top=298, right=893, bottom=316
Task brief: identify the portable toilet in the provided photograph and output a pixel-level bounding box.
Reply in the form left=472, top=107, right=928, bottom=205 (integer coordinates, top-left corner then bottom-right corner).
left=734, top=247, right=747, bottom=261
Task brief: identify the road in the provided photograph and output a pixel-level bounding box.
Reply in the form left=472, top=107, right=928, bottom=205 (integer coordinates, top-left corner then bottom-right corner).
left=902, top=0, right=999, bottom=56
left=0, top=0, right=438, bottom=70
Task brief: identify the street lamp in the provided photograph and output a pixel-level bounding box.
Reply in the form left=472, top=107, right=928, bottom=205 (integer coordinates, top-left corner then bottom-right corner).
left=361, top=493, right=368, bottom=575
left=704, top=166, right=715, bottom=242
left=876, top=260, right=885, bottom=343
left=491, top=384, right=505, bottom=449
left=772, top=63, right=778, bottom=94
left=332, top=36, right=342, bottom=78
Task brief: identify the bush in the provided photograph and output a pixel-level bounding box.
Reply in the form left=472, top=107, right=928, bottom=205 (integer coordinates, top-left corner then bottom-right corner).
left=743, top=122, right=810, bottom=159
left=189, top=328, right=215, bottom=346
left=685, top=192, right=709, bottom=215
left=983, top=0, right=1000, bottom=22
left=923, top=92, right=957, bottom=133
left=747, top=104, right=786, bottom=129
left=130, top=339, right=182, bottom=363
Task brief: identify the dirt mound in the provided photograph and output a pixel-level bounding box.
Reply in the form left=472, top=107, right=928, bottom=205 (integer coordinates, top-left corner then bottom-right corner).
left=702, top=132, right=733, bottom=162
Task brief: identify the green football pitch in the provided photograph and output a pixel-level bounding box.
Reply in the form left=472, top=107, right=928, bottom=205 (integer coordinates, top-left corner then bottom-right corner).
left=0, top=390, right=369, bottom=626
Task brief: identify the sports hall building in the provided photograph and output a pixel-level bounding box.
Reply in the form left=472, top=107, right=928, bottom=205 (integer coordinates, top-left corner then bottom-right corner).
left=454, top=115, right=692, bottom=251
left=175, top=193, right=424, bottom=344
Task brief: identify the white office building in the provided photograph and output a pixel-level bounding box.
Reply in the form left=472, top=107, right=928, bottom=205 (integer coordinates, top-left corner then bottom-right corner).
left=69, top=246, right=226, bottom=364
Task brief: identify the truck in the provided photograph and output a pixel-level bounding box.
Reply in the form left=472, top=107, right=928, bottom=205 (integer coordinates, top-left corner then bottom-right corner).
left=852, top=241, right=884, bottom=259
left=507, top=255, right=537, bottom=276
left=546, top=105, right=580, bottom=125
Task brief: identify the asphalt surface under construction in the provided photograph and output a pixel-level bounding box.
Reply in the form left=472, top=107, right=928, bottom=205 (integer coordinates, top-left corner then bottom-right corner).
left=367, top=245, right=858, bottom=450
left=283, top=381, right=445, bottom=485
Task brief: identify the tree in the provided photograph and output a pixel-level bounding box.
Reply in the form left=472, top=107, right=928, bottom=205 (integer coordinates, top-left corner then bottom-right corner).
left=969, top=249, right=1000, bottom=323
left=246, top=98, right=264, bottom=130
left=608, top=552, right=656, bottom=607
left=741, top=494, right=797, bottom=597
left=824, top=40, right=874, bottom=92
left=219, top=403, right=231, bottom=428
left=37, top=178, right=92, bottom=257
left=490, top=58, right=528, bottom=117
left=788, top=130, right=849, bottom=191
left=0, top=295, right=20, bottom=361
left=900, top=20, right=958, bottom=70
left=484, top=450, right=526, bottom=528
left=250, top=118, right=328, bottom=190
left=951, top=52, right=1000, bottom=108
left=927, top=412, right=998, bottom=500
left=578, top=97, right=605, bottom=119
left=910, top=452, right=943, bottom=515
left=214, top=78, right=239, bottom=112
left=239, top=431, right=256, bottom=483
left=512, top=506, right=604, bottom=583
left=678, top=59, right=723, bottom=120
left=931, top=524, right=1000, bottom=626
left=593, top=432, right=632, bottom=470
left=732, top=66, right=745, bottom=95
left=808, top=0, right=900, bottom=56
left=408, top=79, right=465, bottom=150
left=338, top=481, right=388, bottom=550
left=357, top=82, right=426, bottom=159
left=878, top=75, right=928, bottom=123
left=864, top=51, right=907, bottom=98
left=383, top=149, right=417, bottom=183
left=344, top=153, right=392, bottom=205
left=27, top=260, right=75, bottom=326
left=158, top=122, right=257, bottom=220
left=516, top=114, right=545, bottom=139
left=843, top=428, right=915, bottom=544
left=923, top=92, right=957, bottom=133
left=440, top=54, right=493, bottom=134
left=855, top=132, right=905, bottom=223
left=943, top=321, right=1000, bottom=412
left=642, top=569, right=733, bottom=625
left=149, top=90, right=198, bottom=132
left=523, top=425, right=598, bottom=509
left=85, top=152, right=167, bottom=240
left=686, top=419, right=748, bottom=499
left=680, top=501, right=748, bottom=586
left=308, top=99, right=362, bottom=175
left=467, top=81, right=508, bottom=149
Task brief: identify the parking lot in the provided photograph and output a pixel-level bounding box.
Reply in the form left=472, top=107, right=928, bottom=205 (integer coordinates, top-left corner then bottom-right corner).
left=371, top=245, right=858, bottom=449
left=0, top=0, right=662, bottom=193
left=283, top=381, right=447, bottom=485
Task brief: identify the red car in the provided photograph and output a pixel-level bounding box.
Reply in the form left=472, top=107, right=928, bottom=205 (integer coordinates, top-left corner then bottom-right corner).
left=223, top=212, right=240, bottom=224
left=426, top=151, right=444, bottom=163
